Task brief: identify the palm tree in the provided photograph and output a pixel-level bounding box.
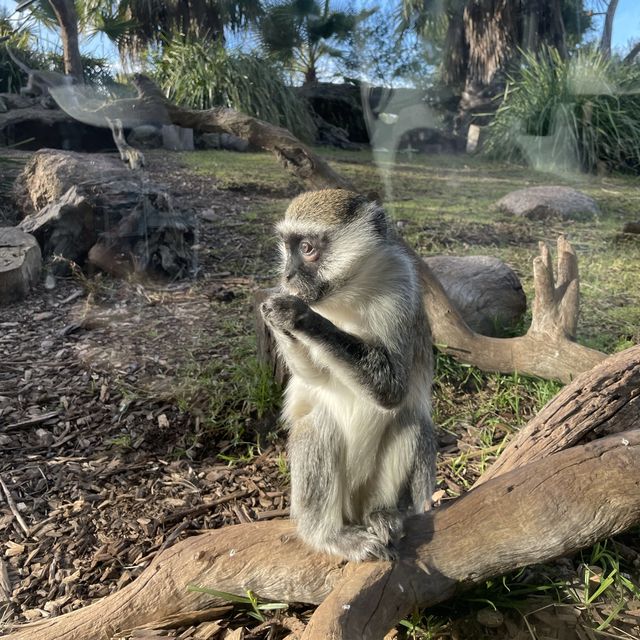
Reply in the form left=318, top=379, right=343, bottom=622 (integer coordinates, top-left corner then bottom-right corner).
left=85, top=0, right=263, bottom=61
left=257, top=0, right=370, bottom=85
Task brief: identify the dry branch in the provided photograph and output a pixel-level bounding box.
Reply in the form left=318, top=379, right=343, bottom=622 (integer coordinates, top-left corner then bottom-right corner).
left=5, top=429, right=640, bottom=640
left=475, top=343, right=640, bottom=485
left=418, top=236, right=605, bottom=382
left=80, top=75, right=355, bottom=192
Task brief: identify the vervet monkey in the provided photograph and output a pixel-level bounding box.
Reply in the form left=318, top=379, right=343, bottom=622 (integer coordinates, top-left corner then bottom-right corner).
left=5, top=47, right=76, bottom=108
left=261, top=189, right=436, bottom=561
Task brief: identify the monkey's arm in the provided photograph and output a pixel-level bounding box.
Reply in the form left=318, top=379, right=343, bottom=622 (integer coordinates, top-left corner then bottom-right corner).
left=273, top=330, right=330, bottom=384
left=262, top=295, right=409, bottom=409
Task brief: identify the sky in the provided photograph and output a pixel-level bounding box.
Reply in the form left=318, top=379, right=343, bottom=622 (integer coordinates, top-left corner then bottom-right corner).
left=1, top=0, right=639, bottom=64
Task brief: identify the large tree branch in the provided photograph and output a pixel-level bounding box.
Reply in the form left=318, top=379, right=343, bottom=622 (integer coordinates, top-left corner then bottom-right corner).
left=4, top=430, right=639, bottom=640
left=417, top=236, right=605, bottom=382
left=4, top=346, right=639, bottom=640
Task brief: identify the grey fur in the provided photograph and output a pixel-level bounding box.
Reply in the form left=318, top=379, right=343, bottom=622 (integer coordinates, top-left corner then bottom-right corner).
left=261, top=189, right=436, bottom=562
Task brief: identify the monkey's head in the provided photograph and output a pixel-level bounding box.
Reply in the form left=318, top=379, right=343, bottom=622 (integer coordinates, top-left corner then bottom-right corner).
left=276, top=189, right=389, bottom=303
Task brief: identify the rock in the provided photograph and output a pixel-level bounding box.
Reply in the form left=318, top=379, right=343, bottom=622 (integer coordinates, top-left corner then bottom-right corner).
left=0, top=97, right=7, bottom=114
left=496, top=186, right=599, bottom=221
left=425, top=255, right=526, bottom=337
left=0, top=226, right=42, bottom=304
left=219, top=133, right=249, bottom=152
left=127, top=125, right=162, bottom=149
left=196, top=132, right=221, bottom=149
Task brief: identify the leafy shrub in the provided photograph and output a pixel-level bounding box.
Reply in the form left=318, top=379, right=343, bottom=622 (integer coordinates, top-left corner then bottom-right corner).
left=483, top=47, right=640, bottom=174
left=152, top=38, right=316, bottom=142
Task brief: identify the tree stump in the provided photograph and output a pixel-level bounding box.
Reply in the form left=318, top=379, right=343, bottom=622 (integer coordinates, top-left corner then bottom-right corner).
left=0, top=226, right=41, bottom=303
left=14, top=149, right=195, bottom=278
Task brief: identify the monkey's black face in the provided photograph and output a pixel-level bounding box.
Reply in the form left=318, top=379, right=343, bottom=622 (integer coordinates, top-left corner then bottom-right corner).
left=280, top=233, right=329, bottom=303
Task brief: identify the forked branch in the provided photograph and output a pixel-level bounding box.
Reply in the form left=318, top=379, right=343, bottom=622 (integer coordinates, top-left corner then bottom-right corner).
left=417, top=236, right=605, bottom=382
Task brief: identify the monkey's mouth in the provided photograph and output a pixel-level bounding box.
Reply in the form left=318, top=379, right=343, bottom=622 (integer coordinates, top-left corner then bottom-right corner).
left=281, top=278, right=327, bottom=304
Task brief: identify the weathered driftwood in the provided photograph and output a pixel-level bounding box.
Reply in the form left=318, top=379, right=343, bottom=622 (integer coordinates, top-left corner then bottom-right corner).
left=4, top=346, right=639, bottom=640
left=0, top=227, right=41, bottom=303
left=14, top=149, right=195, bottom=278
left=418, top=237, right=606, bottom=382
left=475, top=343, right=640, bottom=485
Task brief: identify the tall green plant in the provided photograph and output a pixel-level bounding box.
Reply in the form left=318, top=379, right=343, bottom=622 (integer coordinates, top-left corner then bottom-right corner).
left=483, top=47, right=640, bottom=174
left=153, top=39, right=316, bottom=141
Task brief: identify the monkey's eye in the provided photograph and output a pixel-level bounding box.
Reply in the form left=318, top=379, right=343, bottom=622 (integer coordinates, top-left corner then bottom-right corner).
left=299, top=240, right=319, bottom=262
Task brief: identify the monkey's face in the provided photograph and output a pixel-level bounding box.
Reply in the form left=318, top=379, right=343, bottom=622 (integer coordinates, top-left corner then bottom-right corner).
left=277, top=231, right=331, bottom=303
left=276, top=190, right=389, bottom=304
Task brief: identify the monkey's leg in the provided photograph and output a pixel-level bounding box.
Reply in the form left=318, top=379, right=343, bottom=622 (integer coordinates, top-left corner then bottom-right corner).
left=289, top=415, right=397, bottom=562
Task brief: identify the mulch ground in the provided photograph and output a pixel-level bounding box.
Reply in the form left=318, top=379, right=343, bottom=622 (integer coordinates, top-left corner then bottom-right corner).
left=1, top=149, right=639, bottom=640
left=0, top=151, right=299, bottom=638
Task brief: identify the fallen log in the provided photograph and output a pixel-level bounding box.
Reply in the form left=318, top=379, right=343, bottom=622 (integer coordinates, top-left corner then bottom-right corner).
left=4, top=346, right=638, bottom=640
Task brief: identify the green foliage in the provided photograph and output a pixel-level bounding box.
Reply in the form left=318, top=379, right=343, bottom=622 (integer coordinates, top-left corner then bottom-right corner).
left=188, top=586, right=288, bottom=622
left=78, top=0, right=262, bottom=61
left=256, top=0, right=370, bottom=83
left=483, top=46, right=640, bottom=174
left=153, top=39, right=316, bottom=142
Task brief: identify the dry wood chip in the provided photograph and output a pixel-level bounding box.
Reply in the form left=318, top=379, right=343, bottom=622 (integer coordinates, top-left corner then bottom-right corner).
left=224, top=629, right=244, bottom=640
left=193, top=621, right=223, bottom=640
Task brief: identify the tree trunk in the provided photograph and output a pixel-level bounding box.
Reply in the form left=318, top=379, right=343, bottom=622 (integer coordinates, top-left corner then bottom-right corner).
left=48, top=0, right=84, bottom=81
left=599, top=0, right=620, bottom=59
left=624, top=40, right=640, bottom=63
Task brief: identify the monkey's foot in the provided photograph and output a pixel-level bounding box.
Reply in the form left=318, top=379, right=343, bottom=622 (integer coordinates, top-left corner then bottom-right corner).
left=316, top=525, right=398, bottom=562
left=364, top=509, right=405, bottom=546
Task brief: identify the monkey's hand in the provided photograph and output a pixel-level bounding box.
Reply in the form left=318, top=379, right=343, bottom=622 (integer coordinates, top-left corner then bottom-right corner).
left=261, top=294, right=310, bottom=337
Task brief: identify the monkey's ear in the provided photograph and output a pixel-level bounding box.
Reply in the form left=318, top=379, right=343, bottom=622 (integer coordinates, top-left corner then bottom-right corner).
left=365, top=190, right=382, bottom=203
left=369, top=205, right=389, bottom=238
